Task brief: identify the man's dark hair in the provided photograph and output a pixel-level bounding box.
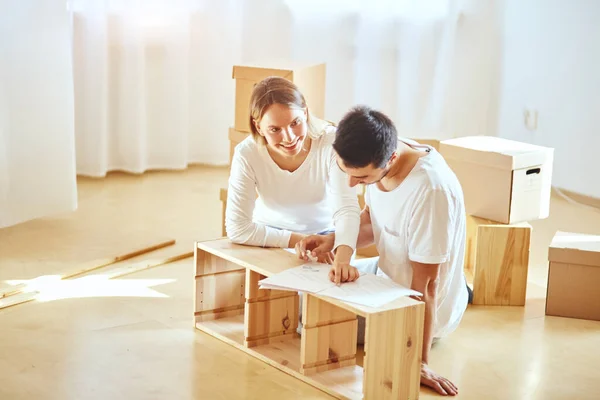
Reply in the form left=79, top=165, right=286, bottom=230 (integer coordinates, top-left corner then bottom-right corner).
left=332, top=105, right=398, bottom=169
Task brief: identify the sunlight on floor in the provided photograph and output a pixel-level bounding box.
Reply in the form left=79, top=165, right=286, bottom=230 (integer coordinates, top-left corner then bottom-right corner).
left=4, top=275, right=175, bottom=302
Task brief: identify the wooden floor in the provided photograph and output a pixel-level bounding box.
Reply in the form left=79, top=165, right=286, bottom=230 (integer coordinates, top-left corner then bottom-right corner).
left=1, top=165, right=599, bottom=400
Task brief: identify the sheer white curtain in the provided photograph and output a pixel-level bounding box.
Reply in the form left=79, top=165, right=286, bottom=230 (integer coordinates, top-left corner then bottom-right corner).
left=71, top=0, right=465, bottom=177
left=71, top=0, right=244, bottom=176
left=0, top=0, right=77, bottom=228
left=1, top=0, right=496, bottom=227
left=284, top=0, right=462, bottom=137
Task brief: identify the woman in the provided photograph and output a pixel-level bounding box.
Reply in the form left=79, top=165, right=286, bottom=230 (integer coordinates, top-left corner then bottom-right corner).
left=225, top=76, right=359, bottom=283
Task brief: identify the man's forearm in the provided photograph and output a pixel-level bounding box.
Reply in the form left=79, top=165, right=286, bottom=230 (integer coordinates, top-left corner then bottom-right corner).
left=411, top=272, right=439, bottom=365
left=333, top=244, right=353, bottom=264
left=421, top=292, right=437, bottom=364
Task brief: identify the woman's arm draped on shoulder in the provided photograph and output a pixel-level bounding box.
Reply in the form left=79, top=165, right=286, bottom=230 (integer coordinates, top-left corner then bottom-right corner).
left=225, top=147, right=292, bottom=248
left=327, top=144, right=361, bottom=251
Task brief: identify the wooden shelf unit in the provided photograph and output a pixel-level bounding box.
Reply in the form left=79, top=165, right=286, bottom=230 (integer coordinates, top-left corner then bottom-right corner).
left=465, top=214, right=532, bottom=306
left=194, top=238, right=425, bottom=400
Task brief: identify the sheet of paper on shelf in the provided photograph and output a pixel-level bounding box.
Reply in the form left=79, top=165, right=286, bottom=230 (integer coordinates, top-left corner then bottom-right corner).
left=259, top=263, right=422, bottom=308
left=258, top=263, right=333, bottom=293
left=319, top=273, right=422, bottom=308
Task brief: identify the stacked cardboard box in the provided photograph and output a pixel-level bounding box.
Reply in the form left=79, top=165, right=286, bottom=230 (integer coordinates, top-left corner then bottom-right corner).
left=226, top=63, right=327, bottom=164
left=546, top=231, right=600, bottom=321
left=439, top=136, right=554, bottom=306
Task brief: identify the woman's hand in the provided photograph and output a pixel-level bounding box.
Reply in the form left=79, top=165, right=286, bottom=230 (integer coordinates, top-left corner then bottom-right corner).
left=295, top=234, right=335, bottom=262
left=296, top=236, right=359, bottom=283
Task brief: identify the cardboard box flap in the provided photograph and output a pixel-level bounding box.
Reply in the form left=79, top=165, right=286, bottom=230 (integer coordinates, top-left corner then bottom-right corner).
left=232, top=65, right=294, bottom=81
left=228, top=127, right=249, bottom=142
left=548, top=231, right=600, bottom=267
left=439, top=136, right=554, bottom=171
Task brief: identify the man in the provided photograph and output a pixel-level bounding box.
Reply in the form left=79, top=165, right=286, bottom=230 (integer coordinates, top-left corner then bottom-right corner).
left=296, top=105, right=470, bottom=396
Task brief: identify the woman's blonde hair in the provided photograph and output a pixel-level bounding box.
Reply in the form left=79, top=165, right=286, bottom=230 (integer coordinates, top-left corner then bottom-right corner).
left=249, top=76, right=333, bottom=145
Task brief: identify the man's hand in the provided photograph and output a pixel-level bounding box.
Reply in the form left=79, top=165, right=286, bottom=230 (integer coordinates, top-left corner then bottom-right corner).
left=329, top=245, right=359, bottom=285
left=295, top=236, right=359, bottom=284
left=421, top=363, right=458, bottom=396
left=328, top=259, right=359, bottom=285
left=295, top=234, right=335, bottom=262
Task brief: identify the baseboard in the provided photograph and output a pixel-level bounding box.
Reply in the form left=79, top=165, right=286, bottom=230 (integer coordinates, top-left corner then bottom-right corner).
left=552, top=186, right=600, bottom=210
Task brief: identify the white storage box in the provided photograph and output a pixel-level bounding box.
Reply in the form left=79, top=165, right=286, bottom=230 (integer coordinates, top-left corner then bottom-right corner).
left=439, top=136, right=554, bottom=224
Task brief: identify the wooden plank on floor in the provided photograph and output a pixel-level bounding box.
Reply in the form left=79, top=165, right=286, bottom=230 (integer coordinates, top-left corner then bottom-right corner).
left=0, top=239, right=176, bottom=300
left=0, top=247, right=191, bottom=311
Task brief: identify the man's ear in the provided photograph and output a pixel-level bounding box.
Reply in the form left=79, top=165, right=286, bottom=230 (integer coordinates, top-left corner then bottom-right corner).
left=388, top=151, right=398, bottom=165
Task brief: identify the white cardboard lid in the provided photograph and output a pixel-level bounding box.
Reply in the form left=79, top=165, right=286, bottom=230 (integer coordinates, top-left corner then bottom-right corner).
left=548, top=231, right=600, bottom=268
left=439, top=136, right=554, bottom=170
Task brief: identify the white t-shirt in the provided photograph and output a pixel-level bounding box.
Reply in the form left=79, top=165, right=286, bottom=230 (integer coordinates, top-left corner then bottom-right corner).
left=366, top=139, right=468, bottom=338
left=226, top=126, right=360, bottom=251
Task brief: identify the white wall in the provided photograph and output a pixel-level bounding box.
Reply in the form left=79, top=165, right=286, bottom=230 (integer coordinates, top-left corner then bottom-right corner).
left=445, top=1, right=503, bottom=140
left=0, top=0, right=77, bottom=228
left=496, top=0, right=600, bottom=198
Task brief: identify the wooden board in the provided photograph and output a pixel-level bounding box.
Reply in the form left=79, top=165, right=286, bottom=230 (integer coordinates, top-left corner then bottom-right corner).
left=473, top=222, right=531, bottom=306
left=301, top=294, right=358, bottom=375
left=363, top=304, right=424, bottom=400
left=244, top=270, right=299, bottom=347
left=196, top=239, right=420, bottom=318
left=194, top=240, right=425, bottom=400
left=464, top=215, right=532, bottom=306
left=196, top=314, right=364, bottom=400
left=1, top=248, right=191, bottom=311
left=194, top=250, right=246, bottom=323
left=0, top=239, right=176, bottom=300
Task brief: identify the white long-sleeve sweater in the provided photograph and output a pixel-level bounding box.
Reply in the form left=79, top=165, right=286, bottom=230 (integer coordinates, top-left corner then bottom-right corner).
left=225, top=127, right=360, bottom=251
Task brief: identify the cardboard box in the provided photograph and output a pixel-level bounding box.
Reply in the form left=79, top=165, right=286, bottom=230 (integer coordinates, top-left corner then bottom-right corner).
left=219, top=187, right=228, bottom=237
left=546, top=231, right=600, bottom=321
left=439, top=136, right=554, bottom=224
left=232, top=63, right=326, bottom=133
left=228, top=127, right=250, bottom=165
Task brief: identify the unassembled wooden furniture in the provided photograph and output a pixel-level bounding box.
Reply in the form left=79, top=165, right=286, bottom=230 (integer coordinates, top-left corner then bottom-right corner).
left=546, top=231, right=600, bottom=321
left=465, top=215, right=532, bottom=306
left=194, top=238, right=425, bottom=400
